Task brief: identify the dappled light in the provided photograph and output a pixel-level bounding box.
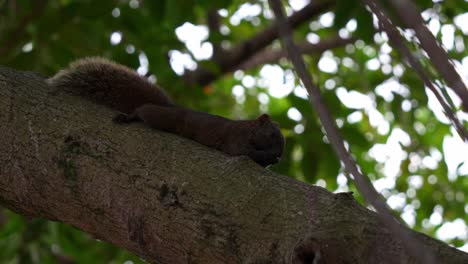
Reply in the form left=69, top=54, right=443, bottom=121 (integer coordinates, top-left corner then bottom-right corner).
left=1, top=0, right=467, bottom=262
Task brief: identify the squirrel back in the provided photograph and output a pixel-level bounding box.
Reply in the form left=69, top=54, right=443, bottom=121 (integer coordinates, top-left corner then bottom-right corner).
left=47, top=57, right=173, bottom=114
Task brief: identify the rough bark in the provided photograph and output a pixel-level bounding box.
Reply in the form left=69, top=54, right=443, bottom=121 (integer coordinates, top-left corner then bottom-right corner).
left=0, top=66, right=467, bottom=263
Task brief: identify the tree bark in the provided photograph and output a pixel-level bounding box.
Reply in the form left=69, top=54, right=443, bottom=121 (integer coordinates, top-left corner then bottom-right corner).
left=0, top=66, right=467, bottom=263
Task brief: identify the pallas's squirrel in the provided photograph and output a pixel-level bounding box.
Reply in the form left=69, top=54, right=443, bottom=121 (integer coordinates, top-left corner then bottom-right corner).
left=48, top=57, right=284, bottom=167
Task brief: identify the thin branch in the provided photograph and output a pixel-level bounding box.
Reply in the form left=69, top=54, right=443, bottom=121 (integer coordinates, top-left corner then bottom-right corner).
left=0, top=0, right=47, bottom=57
left=183, top=0, right=335, bottom=86
left=239, top=36, right=357, bottom=70
left=207, top=9, right=225, bottom=65
left=389, top=0, right=468, bottom=112
left=268, top=0, right=437, bottom=263
left=361, top=0, right=468, bottom=141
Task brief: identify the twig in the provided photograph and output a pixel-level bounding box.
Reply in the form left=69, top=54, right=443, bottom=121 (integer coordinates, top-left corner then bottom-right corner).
left=0, top=0, right=47, bottom=58
left=362, top=0, right=467, bottom=141
left=239, top=36, right=357, bottom=70
left=207, top=9, right=225, bottom=65
left=389, top=0, right=468, bottom=112
left=268, top=0, right=437, bottom=263
left=183, top=0, right=335, bottom=86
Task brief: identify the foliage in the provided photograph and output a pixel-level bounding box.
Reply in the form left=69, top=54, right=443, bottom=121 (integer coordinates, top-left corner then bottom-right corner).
left=0, top=0, right=467, bottom=262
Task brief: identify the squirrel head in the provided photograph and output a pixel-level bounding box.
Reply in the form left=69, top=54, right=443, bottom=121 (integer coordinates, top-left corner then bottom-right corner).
left=248, top=114, right=285, bottom=167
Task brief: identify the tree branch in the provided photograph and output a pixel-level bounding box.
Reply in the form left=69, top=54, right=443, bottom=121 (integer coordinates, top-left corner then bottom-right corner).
left=207, top=9, right=225, bottom=65
left=1, top=66, right=467, bottom=263
left=239, top=36, right=357, bottom=70
left=0, top=0, right=48, bottom=58
left=183, top=0, right=335, bottom=86
left=388, top=0, right=468, bottom=112
left=268, top=0, right=439, bottom=263
left=361, top=0, right=467, bottom=141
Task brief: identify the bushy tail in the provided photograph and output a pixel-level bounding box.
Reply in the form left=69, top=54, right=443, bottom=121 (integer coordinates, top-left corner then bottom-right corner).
left=48, top=57, right=173, bottom=114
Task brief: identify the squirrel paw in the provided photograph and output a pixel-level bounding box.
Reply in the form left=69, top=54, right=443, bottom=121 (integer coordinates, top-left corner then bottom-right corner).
left=113, top=113, right=132, bottom=123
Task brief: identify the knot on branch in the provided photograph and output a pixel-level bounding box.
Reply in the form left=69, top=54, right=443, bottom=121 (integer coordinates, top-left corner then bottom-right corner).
left=292, top=237, right=322, bottom=264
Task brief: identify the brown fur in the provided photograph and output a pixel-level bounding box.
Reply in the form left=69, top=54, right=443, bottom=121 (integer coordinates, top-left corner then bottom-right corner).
left=49, top=57, right=284, bottom=167
left=48, top=57, right=173, bottom=114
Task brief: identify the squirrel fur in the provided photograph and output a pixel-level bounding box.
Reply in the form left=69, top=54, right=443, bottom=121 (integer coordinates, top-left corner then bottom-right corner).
left=48, top=57, right=284, bottom=167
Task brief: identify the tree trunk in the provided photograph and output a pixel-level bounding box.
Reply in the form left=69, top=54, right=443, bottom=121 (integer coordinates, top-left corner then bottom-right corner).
left=0, top=66, right=467, bottom=263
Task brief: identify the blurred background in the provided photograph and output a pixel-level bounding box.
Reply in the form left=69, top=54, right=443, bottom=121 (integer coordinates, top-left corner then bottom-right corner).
left=0, top=0, right=467, bottom=262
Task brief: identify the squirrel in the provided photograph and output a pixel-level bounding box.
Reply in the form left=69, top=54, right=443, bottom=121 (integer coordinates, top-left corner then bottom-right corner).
left=47, top=57, right=284, bottom=167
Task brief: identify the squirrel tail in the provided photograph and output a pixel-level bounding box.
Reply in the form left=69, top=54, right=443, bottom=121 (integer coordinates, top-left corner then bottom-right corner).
left=48, top=57, right=173, bottom=114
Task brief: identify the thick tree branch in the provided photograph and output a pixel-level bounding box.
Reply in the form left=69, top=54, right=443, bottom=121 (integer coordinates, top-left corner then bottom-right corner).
left=388, top=0, right=468, bottom=111
left=184, top=0, right=335, bottom=86
left=268, top=0, right=439, bottom=263
left=1, top=67, right=468, bottom=263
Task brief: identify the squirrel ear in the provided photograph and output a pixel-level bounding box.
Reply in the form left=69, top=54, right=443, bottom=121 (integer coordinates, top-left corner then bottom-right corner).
left=256, top=114, right=271, bottom=124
